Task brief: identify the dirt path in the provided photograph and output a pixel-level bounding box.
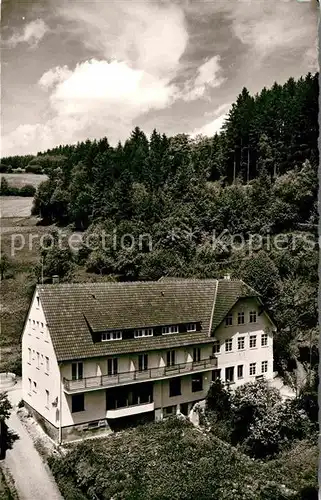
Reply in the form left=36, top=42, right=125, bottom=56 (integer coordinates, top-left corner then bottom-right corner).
left=1, top=381, right=63, bottom=500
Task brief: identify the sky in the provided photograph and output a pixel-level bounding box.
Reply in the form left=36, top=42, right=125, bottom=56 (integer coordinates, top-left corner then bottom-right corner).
left=1, top=0, right=319, bottom=156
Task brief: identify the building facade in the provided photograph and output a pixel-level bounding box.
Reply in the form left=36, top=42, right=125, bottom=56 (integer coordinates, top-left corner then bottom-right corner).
left=21, top=277, right=275, bottom=442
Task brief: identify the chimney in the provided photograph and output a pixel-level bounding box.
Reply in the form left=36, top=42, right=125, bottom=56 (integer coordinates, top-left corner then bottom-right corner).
left=223, top=273, right=231, bottom=280
left=52, top=275, right=59, bottom=284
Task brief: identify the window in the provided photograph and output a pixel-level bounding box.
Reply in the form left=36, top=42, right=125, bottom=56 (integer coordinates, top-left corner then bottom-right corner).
left=134, top=328, right=153, bottom=338
left=71, top=362, right=83, bottom=380
left=225, top=339, right=232, bottom=352
left=249, top=311, right=257, bottom=323
left=36, top=296, right=40, bottom=308
left=36, top=321, right=39, bottom=328
left=237, top=365, right=243, bottom=379
left=238, top=337, right=245, bottom=350
left=261, top=361, right=268, bottom=373
left=162, top=325, right=179, bottom=335
left=41, top=322, right=44, bottom=329
left=33, top=381, right=37, bottom=393
left=169, top=377, right=181, bottom=397
left=237, top=312, right=245, bottom=325
left=212, top=369, right=221, bottom=381
left=45, top=356, right=49, bottom=373
left=28, top=348, right=31, bottom=364
left=107, top=358, right=118, bottom=375
left=225, top=367, right=234, bottom=383
left=45, top=390, right=49, bottom=407
left=166, top=350, right=176, bottom=367
left=138, top=354, right=148, bottom=372
left=212, top=340, right=220, bottom=354
left=193, top=347, right=201, bottom=362
left=249, top=363, right=256, bottom=376
left=41, top=354, right=44, bottom=365
left=32, top=320, right=35, bottom=329
left=101, top=331, right=122, bottom=341
left=36, top=352, right=40, bottom=368
left=164, top=405, right=176, bottom=416
left=192, top=373, right=203, bottom=392
left=187, top=323, right=196, bottom=332
left=106, top=383, right=153, bottom=410
left=28, top=378, right=32, bottom=393
left=249, top=335, right=257, bottom=348
left=225, top=313, right=233, bottom=326
left=261, top=333, right=268, bottom=347
left=72, top=393, right=84, bottom=413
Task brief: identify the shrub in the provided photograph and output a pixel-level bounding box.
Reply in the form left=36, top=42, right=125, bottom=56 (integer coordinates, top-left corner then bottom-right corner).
left=19, top=184, right=36, bottom=197
left=25, top=164, right=43, bottom=174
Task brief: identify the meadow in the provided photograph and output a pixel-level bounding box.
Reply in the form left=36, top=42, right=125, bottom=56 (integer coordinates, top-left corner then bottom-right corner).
left=0, top=197, right=34, bottom=218
left=2, top=173, right=47, bottom=188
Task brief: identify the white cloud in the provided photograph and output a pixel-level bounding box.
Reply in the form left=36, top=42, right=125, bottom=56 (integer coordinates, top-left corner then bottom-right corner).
left=190, top=113, right=228, bottom=138
left=181, top=56, right=225, bottom=101
left=5, top=19, right=49, bottom=48
left=42, top=59, right=177, bottom=117
left=56, top=0, right=188, bottom=78
left=2, top=58, right=179, bottom=155
left=2, top=1, right=192, bottom=155
left=38, top=65, right=72, bottom=89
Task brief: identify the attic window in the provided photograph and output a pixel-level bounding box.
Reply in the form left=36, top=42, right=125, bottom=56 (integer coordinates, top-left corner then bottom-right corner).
left=36, top=297, right=40, bottom=308
left=134, top=329, right=153, bottom=338
left=101, top=331, right=122, bottom=342
left=162, top=325, right=179, bottom=335
left=186, top=323, right=196, bottom=332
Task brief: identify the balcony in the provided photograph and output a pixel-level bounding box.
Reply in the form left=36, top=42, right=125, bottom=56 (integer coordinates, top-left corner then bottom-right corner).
left=63, top=357, right=217, bottom=393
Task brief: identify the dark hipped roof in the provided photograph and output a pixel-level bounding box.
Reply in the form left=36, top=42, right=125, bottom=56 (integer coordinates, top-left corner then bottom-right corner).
left=37, top=278, right=260, bottom=362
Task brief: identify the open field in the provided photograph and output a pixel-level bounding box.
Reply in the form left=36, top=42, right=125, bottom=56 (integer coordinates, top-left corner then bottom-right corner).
left=2, top=173, right=47, bottom=188
left=0, top=197, right=34, bottom=218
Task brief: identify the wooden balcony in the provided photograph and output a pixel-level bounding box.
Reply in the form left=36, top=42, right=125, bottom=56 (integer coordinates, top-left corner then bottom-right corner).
left=63, top=357, right=217, bottom=393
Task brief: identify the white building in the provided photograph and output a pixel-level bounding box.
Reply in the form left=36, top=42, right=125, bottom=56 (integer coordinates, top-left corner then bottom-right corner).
left=21, top=277, right=275, bottom=442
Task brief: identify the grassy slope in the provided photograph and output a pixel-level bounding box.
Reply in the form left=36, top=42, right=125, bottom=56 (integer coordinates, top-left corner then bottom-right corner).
left=2, top=174, right=47, bottom=188
left=0, top=217, right=51, bottom=372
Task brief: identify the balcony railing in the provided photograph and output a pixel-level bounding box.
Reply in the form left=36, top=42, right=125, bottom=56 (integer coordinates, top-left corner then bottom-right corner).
left=63, top=357, right=217, bottom=393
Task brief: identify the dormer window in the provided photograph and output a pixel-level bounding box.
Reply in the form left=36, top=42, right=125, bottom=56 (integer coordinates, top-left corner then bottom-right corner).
left=101, top=331, right=122, bottom=342
left=162, top=325, right=179, bottom=335
left=186, top=323, right=196, bottom=332
left=134, top=328, right=153, bottom=338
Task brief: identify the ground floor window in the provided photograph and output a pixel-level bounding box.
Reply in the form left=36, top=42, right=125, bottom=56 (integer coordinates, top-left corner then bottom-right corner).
left=225, top=366, right=234, bottom=383
left=106, top=382, right=153, bottom=410
left=180, top=403, right=189, bottom=416
left=192, top=373, right=203, bottom=392
left=169, top=377, right=181, bottom=397
left=72, top=393, right=85, bottom=413
left=164, top=405, right=176, bottom=416
left=212, top=369, right=221, bottom=381
left=261, top=360, right=268, bottom=373
left=249, top=363, right=256, bottom=376
left=237, top=365, right=243, bottom=379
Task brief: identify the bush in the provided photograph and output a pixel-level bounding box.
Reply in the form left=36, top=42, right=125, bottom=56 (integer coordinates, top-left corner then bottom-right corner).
left=25, top=164, right=43, bottom=174
left=19, top=184, right=36, bottom=197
